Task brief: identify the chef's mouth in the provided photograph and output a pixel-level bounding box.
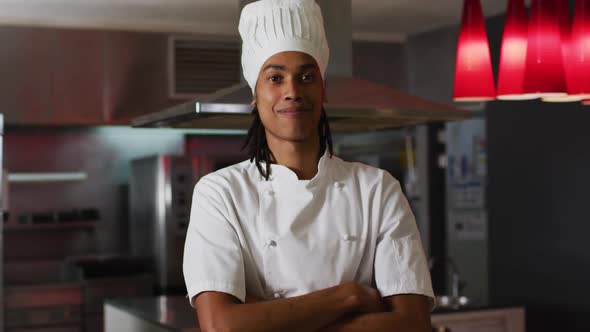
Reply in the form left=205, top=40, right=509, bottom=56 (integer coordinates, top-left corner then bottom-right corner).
left=275, top=106, right=311, bottom=114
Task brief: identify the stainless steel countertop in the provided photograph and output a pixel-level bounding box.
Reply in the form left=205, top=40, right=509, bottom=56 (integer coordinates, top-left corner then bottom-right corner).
left=105, top=295, right=199, bottom=332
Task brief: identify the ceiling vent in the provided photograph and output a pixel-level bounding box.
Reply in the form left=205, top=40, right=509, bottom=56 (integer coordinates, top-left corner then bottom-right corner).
left=168, top=36, right=241, bottom=99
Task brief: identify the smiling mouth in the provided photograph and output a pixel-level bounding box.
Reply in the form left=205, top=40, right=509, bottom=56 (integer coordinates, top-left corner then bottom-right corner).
left=276, top=107, right=310, bottom=115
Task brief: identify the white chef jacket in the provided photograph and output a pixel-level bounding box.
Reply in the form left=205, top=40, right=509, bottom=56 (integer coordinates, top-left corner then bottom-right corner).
left=183, top=150, right=434, bottom=307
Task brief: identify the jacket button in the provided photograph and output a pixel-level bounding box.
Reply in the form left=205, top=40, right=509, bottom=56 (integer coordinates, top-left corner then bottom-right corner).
left=265, top=190, right=275, bottom=196
left=342, top=234, right=356, bottom=242
left=267, top=239, right=277, bottom=247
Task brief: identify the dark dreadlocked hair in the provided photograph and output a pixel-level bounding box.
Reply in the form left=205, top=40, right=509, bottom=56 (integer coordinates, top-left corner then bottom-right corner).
left=241, top=106, right=333, bottom=181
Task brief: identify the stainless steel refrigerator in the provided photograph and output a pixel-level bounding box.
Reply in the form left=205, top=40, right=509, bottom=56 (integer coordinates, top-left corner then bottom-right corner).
left=129, top=155, right=200, bottom=294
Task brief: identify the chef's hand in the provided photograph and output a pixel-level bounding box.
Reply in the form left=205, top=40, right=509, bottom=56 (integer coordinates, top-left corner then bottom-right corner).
left=339, top=281, right=385, bottom=313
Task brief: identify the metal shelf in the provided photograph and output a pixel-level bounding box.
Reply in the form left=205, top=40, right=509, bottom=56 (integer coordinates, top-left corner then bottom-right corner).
left=3, top=222, right=97, bottom=232
left=7, top=172, right=87, bottom=183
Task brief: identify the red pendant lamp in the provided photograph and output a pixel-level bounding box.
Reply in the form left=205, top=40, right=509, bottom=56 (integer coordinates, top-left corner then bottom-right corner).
left=569, top=0, right=590, bottom=99
left=542, top=0, right=582, bottom=102
left=453, top=0, right=496, bottom=102
left=497, top=0, right=532, bottom=100
left=521, top=0, right=567, bottom=99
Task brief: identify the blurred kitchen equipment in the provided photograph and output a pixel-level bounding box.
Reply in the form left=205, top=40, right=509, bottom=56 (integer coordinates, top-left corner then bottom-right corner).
left=63, top=255, right=154, bottom=332
left=4, top=260, right=82, bottom=331
left=4, top=257, right=153, bottom=332
left=432, top=327, right=451, bottom=332
left=58, top=208, right=100, bottom=223
left=0, top=114, right=5, bottom=331
left=2, top=169, right=9, bottom=224
left=129, top=155, right=200, bottom=293
left=16, top=207, right=100, bottom=225
left=403, top=130, right=419, bottom=199
left=7, top=172, right=87, bottom=183
left=4, top=283, right=82, bottom=331
left=429, top=256, right=471, bottom=310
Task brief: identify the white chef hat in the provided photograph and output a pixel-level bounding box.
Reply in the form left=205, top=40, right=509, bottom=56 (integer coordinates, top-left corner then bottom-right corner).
left=238, top=0, right=330, bottom=94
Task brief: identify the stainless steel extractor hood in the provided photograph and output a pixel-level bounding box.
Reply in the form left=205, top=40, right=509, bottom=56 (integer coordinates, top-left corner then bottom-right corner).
left=132, top=0, right=471, bottom=132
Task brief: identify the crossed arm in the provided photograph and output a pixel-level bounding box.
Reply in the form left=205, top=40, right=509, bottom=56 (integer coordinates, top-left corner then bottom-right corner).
left=193, top=281, right=432, bottom=332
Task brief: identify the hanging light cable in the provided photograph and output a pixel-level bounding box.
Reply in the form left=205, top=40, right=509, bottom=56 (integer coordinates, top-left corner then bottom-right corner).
left=453, top=0, right=496, bottom=102
left=497, top=0, right=532, bottom=100
left=521, top=0, right=567, bottom=99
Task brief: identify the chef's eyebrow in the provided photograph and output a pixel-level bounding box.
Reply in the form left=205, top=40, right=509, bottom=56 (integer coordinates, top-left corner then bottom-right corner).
left=262, top=63, right=318, bottom=71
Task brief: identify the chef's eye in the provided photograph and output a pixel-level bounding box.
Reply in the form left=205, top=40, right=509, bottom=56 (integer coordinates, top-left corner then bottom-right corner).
left=302, top=73, right=315, bottom=82
left=268, top=75, right=282, bottom=83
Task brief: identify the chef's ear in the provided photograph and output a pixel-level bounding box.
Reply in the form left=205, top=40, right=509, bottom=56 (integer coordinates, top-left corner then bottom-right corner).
left=251, top=86, right=257, bottom=105
left=322, top=82, right=328, bottom=103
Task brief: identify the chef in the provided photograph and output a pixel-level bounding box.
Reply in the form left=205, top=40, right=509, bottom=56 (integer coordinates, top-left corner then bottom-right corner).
left=183, top=0, right=434, bottom=331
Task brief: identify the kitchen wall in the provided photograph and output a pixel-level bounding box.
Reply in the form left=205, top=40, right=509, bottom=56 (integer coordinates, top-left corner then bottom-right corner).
left=353, top=41, right=408, bottom=91
left=487, top=100, right=590, bottom=332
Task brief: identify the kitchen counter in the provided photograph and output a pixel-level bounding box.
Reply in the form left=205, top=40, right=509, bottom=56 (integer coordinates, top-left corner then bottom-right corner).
left=432, top=303, right=524, bottom=314
left=104, top=296, right=199, bottom=332
left=105, top=295, right=523, bottom=332
left=432, top=306, right=526, bottom=332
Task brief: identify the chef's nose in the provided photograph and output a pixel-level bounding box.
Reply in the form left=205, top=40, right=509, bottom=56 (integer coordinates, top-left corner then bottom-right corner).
left=283, top=78, right=303, bottom=102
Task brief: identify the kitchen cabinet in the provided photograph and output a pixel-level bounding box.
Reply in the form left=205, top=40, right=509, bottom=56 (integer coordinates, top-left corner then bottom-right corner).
left=3, top=258, right=153, bottom=332
left=4, top=282, right=83, bottom=331
left=81, top=274, right=154, bottom=332
left=0, top=28, right=53, bottom=124
left=51, top=30, right=105, bottom=125
left=4, top=225, right=97, bottom=261
left=106, top=31, right=176, bottom=123
left=0, top=27, right=180, bottom=126
left=431, top=307, right=525, bottom=332
left=0, top=27, right=105, bottom=125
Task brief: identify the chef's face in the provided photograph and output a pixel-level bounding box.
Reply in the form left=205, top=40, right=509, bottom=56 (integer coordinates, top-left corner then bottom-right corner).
left=253, top=51, right=324, bottom=145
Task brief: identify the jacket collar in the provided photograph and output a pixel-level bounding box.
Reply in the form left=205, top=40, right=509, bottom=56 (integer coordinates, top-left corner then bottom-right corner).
left=257, top=148, right=333, bottom=186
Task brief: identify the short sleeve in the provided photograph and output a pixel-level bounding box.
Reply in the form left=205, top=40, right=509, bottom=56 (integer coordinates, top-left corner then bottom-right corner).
left=373, top=172, right=435, bottom=308
left=183, top=176, right=246, bottom=307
